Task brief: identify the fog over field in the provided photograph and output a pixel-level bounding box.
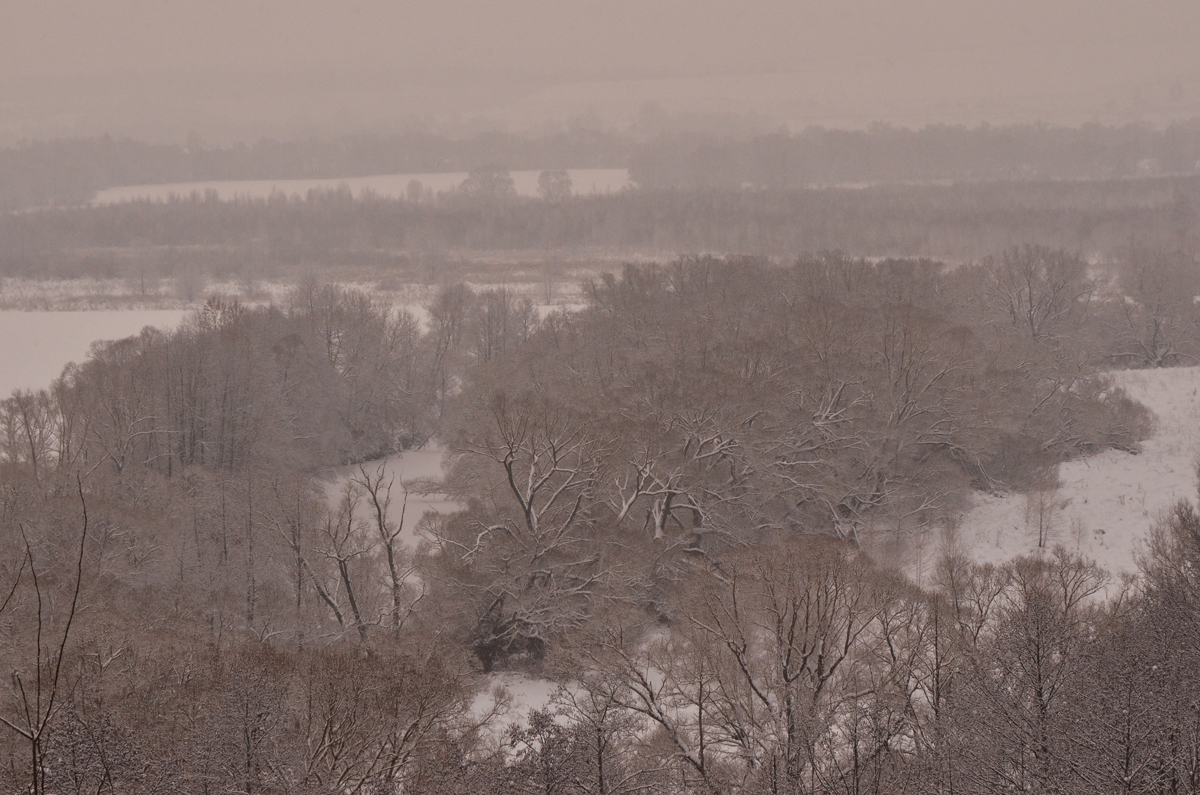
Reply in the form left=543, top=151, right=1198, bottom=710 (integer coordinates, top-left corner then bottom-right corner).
left=5, top=0, right=1200, bottom=142
left=5, top=3, right=1200, bottom=794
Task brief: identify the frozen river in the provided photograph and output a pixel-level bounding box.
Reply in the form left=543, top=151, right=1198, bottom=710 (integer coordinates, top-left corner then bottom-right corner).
left=322, top=444, right=458, bottom=546
left=0, top=309, right=188, bottom=397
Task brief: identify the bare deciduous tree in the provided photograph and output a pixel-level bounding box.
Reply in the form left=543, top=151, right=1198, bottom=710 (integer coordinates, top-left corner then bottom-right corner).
left=986, top=245, right=1095, bottom=343
left=0, top=483, right=89, bottom=795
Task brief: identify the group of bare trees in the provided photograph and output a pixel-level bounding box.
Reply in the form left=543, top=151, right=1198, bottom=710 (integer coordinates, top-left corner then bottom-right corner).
left=0, top=253, right=1194, bottom=792
left=415, top=254, right=1155, bottom=673
left=983, top=242, right=1200, bottom=370
left=431, top=504, right=1200, bottom=795
left=428, top=517, right=1200, bottom=795
left=0, top=286, right=433, bottom=480
left=8, top=484, right=1200, bottom=793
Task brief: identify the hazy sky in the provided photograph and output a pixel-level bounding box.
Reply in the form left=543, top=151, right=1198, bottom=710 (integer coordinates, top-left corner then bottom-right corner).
left=3, top=0, right=1199, bottom=141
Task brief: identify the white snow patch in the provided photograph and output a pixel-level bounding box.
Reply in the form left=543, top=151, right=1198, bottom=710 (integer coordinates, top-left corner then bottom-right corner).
left=322, top=445, right=459, bottom=547
left=92, top=169, right=633, bottom=205
left=468, top=673, right=563, bottom=747
left=953, top=366, right=1200, bottom=578
left=475, top=673, right=560, bottom=722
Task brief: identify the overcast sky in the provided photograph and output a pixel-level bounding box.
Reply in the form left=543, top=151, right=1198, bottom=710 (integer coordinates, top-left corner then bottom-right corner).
left=4, top=0, right=1199, bottom=142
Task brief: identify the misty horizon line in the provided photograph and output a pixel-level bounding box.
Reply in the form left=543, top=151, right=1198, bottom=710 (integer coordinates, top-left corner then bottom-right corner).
left=8, top=114, right=1200, bottom=153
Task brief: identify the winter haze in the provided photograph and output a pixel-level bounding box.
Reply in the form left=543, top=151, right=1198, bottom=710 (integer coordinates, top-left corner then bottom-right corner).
left=5, top=2, right=1200, bottom=793
left=4, top=0, right=1200, bottom=142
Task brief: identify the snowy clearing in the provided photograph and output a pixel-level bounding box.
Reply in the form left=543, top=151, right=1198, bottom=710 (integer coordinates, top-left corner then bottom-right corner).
left=472, top=674, right=563, bottom=733
left=91, top=168, right=633, bottom=205
left=948, top=366, right=1200, bottom=581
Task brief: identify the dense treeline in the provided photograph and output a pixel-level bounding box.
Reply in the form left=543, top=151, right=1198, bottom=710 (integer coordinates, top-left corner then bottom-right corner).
left=426, top=254, right=1155, bottom=668
left=3, top=175, right=1198, bottom=282
left=5, top=120, right=1200, bottom=210
left=631, top=120, right=1200, bottom=189
left=4, top=254, right=1200, bottom=793
left=2, top=288, right=434, bottom=479
left=0, top=131, right=633, bottom=210
left=474, top=518, right=1200, bottom=795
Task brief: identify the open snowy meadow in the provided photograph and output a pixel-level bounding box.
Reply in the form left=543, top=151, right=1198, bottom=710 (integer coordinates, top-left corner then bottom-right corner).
left=92, top=168, right=633, bottom=204
left=942, top=366, right=1200, bottom=583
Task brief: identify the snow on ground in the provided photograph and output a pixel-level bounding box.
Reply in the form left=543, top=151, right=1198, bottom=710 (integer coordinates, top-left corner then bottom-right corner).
left=326, top=448, right=566, bottom=732
left=322, top=445, right=460, bottom=547
left=326, top=446, right=567, bottom=735
left=0, top=277, right=177, bottom=310
left=471, top=674, right=564, bottom=737
left=951, top=366, right=1200, bottom=579
left=0, top=309, right=188, bottom=396
left=91, top=168, right=632, bottom=205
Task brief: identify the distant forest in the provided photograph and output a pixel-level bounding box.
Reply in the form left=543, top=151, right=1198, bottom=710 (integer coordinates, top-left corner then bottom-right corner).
left=0, top=131, right=635, bottom=210
left=3, top=173, right=1197, bottom=281
left=3, top=120, right=1200, bottom=210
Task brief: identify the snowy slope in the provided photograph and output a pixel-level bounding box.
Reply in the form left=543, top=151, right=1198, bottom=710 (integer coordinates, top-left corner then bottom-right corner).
left=951, top=366, right=1200, bottom=578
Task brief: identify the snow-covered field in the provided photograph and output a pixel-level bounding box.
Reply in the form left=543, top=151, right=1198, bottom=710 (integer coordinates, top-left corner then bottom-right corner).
left=92, top=168, right=632, bottom=205
left=947, top=367, right=1200, bottom=581
left=0, top=309, right=188, bottom=397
